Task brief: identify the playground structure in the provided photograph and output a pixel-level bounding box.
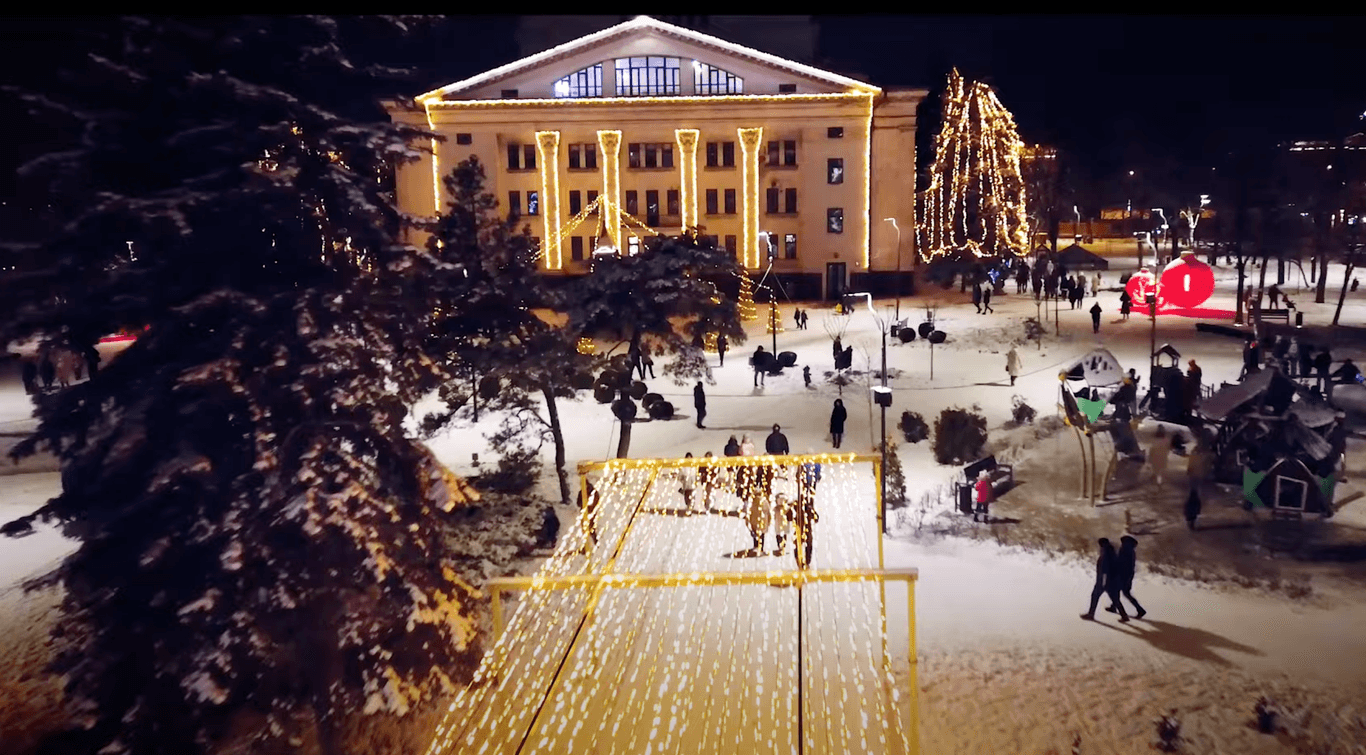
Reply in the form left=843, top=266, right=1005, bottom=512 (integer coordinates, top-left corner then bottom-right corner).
left=1057, top=348, right=1142, bottom=505
left=424, top=454, right=920, bottom=755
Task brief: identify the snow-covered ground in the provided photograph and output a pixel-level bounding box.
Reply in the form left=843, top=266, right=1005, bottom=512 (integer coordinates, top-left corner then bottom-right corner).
left=5, top=256, right=1366, bottom=752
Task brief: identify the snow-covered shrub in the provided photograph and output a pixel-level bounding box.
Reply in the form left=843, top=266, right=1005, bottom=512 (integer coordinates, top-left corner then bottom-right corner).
left=1011, top=395, right=1037, bottom=425
left=880, top=440, right=907, bottom=508
left=933, top=406, right=988, bottom=465
left=478, top=447, right=541, bottom=495
left=899, top=410, right=929, bottom=443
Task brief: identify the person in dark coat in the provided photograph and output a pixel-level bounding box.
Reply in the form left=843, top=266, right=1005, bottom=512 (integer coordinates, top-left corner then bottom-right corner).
left=765, top=424, right=790, bottom=455
left=1268, top=284, right=1281, bottom=308
left=971, top=283, right=983, bottom=314
left=21, top=360, right=38, bottom=395
left=1119, top=291, right=1132, bottom=321
left=1081, top=538, right=1127, bottom=621
left=693, top=381, right=707, bottom=429
left=830, top=399, right=848, bottom=449
left=1184, top=486, right=1202, bottom=530
left=724, top=435, right=740, bottom=457
left=981, top=286, right=994, bottom=314
left=1298, top=342, right=1316, bottom=383
left=717, top=333, right=728, bottom=366
left=642, top=349, right=655, bottom=379
left=39, top=353, right=55, bottom=390
left=752, top=345, right=767, bottom=387
left=1089, top=302, right=1102, bottom=333
left=1185, top=359, right=1203, bottom=415
left=1330, top=358, right=1360, bottom=400
left=832, top=336, right=842, bottom=364
left=1314, top=349, right=1333, bottom=393
left=1105, top=535, right=1147, bottom=619
left=803, top=365, right=811, bottom=387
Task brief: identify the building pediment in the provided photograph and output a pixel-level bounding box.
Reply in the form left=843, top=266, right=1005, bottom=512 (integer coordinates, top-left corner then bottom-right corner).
left=418, top=16, right=877, bottom=103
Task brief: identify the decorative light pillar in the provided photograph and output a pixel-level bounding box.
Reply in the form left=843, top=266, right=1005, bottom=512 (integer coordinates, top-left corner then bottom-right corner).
left=597, top=130, right=622, bottom=250
left=675, top=129, right=699, bottom=235
left=535, top=131, right=562, bottom=269
left=738, top=127, right=764, bottom=269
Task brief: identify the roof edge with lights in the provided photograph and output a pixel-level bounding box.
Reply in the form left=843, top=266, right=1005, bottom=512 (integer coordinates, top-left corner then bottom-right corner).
left=416, top=15, right=880, bottom=103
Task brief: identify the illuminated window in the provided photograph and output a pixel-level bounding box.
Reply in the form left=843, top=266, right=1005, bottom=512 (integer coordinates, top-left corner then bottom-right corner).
left=827, top=208, right=844, bottom=234
left=724, top=189, right=736, bottom=214
left=614, top=56, right=681, bottom=96
left=693, top=62, right=743, bottom=94
left=705, top=189, right=718, bottom=215
left=828, top=158, right=844, bottom=184
left=527, top=191, right=539, bottom=216
left=784, top=233, right=797, bottom=259
left=569, top=190, right=582, bottom=215
left=553, top=63, right=603, bottom=98
left=571, top=236, right=585, bottom=261
left=627, top=236, right=641, bottom=255
left=666, top=189, right=680, bottom=216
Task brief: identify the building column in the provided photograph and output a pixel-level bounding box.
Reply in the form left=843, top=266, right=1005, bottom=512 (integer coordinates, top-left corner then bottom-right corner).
left=675, top=129, right=700, bottom=235
left=535, top=130, right=562, bottom=270
left=597, top=130, right=622, bottom=251
left=737, top=126, right=764, bottom=269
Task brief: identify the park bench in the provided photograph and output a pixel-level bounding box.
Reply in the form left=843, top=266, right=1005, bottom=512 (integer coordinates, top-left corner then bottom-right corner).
left=1258, top=308, right=1290, bottom=325
left=955, top=455, right=1014, bottom=514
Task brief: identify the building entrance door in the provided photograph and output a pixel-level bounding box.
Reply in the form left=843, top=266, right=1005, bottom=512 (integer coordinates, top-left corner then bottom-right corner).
left=825, top=262, right=847, bottom=301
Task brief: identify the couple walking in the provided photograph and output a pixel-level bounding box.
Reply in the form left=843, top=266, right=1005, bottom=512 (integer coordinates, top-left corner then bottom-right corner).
left=1081, top=536, right=1146, bottom=622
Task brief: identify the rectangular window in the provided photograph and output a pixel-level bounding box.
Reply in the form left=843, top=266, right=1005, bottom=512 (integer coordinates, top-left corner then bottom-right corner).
left=783, top=140, right=797, bottom=166
left=587, top=189, right=598, bottom=210
left=569, top=190, right=582, bottom=215
left=455, top=133, right=472, bottom=145
left=706, top=142, right=718, bottom=168
left=827, top=208, right=844, bottom=234
left=666, top=189, right=680, bottom=216
left=702, top=234, right=719, bottom=249
left=724, top=189, right=736, bottom=214
left=646, top=190, right=660, bottom=226
left=627, top=236, right=641, bottom=256
left=828, top=157, right=844, bottom=184
left=523, top=144, right=536, bottom=171
left=527, top=191, right=539, bottom=216
left=705, top=189, right=718, bottom=215
left=614, top=56, right=681, bottom=96
left=767, top=141, right=779, bottom=166
left=585, top=144, right=597, bottom=170
left=625, top=190, right=638, bottom=216
left=725, top=234, right=737, bottom=256
left=507, top=144, right=520, bottom=171
left=766, top=187, right=780, bottom=214
left=722, top=142, right=735, bottom=167
left=571, top=236, right=585, bottom=261
left=508, top=191, right=521, bottom=217
left=784, top=188, right=798, bottom=214
left=828, top=126, right=844, bottom=138
left=661, top=144, right=674, bottom=168
left=628, top=143, right=641, bottom=169
left=644, top=144, right=657, bottom=168
left=784, top=233, right=797, bottom=259
left=569, top=144, right=581, bottom=170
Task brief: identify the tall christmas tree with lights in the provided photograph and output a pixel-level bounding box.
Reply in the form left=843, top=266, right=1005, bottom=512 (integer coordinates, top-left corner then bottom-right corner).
left=919, top=69, right=1029, bottom=260
left=738, top=275, right=758, bottom=321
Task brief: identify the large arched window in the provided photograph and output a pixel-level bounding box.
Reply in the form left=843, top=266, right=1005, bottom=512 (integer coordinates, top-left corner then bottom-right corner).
left=553, top=63, right=603, bottom=98
left=693, top=62, right=743, bottom=95
left=614, top=57, right=681, bottom=96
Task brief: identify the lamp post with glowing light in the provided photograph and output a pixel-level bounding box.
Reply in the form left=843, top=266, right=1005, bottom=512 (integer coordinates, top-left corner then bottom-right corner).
left=872, top=306, right=894, bottom=535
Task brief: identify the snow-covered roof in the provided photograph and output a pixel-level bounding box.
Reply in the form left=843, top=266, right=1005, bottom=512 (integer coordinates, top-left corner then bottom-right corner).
left=1064, top=348, right=1125, bottom=388
left=417, top=16, right=879, bottom=102
left=1199, top=368, right=1277, bottom=421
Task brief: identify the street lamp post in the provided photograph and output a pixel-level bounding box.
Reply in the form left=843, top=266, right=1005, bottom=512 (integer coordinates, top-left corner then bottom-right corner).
left=884, top=218, right=902, bottom=321
left=872, top=307, right=894, bottom=534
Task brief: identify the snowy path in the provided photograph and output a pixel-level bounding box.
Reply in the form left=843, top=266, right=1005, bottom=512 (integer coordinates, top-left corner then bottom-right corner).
left=424, top=458, right=915, bottom=755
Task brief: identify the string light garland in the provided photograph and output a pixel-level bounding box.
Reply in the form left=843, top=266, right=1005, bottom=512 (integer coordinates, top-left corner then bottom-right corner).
left=422, top=98, right=442, bottom=217
left=422, top=455, right=918, bottom=755
left=863, top=92, right=875, bottom=270
left=738, top=275, right=758, bottom=322
left=737, top=127, right=764, bottom=269
left=421, top=92, right=876, bottom=110
left=534, top=131, right=563, bottom=269
left=918, top=70, right=1028, bottom=260
left=767, top=299, right=784, bottom=336
left=675, top=129, right=700, bottom=234
left=576, top=337, right=596, bottom=355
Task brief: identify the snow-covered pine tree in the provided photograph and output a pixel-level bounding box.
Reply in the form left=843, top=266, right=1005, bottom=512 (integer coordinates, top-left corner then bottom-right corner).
left=1, top=16, right=484, bottom=755
left=569, top=234, right=748, bottom=456
left=421, top=156, right=598, bottom=507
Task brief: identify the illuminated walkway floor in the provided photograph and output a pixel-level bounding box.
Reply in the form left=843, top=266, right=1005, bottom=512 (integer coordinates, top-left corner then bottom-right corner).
left=426, top=457, right=914, bottom=755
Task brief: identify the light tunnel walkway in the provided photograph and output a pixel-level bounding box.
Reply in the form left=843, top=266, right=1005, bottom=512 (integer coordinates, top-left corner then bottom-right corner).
left=425, top=454, right=918, bottom=755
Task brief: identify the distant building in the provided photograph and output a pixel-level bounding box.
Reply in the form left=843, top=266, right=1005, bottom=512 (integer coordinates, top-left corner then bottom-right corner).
left=386, top=16, right=927, bottom=299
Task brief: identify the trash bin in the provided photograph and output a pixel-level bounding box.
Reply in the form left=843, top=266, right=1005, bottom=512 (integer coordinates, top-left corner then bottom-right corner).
left=1295, top=311, right=1304, bottom=328
left=957, top=483, right=974, bottom=515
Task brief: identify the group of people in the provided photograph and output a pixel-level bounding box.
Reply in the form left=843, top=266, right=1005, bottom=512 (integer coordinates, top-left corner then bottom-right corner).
left=20, top=345, right=100, bottom=394
left=1081, top=535, right=1146, bottom=622
left=791, top=308, right=811, bottom=330
left=1062, top=272, right=1102, bottom=309
left=1243, top=335, right=1360, bottom=400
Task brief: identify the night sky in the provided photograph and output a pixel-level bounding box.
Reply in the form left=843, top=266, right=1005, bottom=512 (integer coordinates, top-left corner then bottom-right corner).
left=3, top=16, right=1364, bottom=206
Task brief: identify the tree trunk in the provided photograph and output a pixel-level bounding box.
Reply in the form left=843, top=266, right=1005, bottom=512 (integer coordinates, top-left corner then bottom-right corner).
left=1235, top=257, right=1247, bottom=325
left=470, top=370, right=479, bottom=423
left=1333, top=248, right=1357, bottom=326
left=542, top=386, right=572, bottom=506
left=1277, top=256, right=1285, bottom=285
left=1316, top=216, right=1330, bottom=303
left=615, top=420, right=632, bottom=459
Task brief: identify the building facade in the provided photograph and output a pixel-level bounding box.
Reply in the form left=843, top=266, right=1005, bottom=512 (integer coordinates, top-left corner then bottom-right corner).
left=387, top=16, right=926, bottom=300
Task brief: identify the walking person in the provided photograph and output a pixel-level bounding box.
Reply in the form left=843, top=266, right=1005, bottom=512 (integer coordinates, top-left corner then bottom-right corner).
left=677, top=453, right=698, bottom=511
left=1006, top=346, right=1022, bottom=386
left=1184, top=485, right=1203, bottom=530
left=1147, top=425, right=1172, bottom=486
left=1093, top=272, right=1102, bottom=297
left=972, top=283, right=983, bottom=314
left=795, top=458, right=822, bottom=567
left=717, top=333, right=728, bottom=366
left=829, top=399, right=848, bottom=449
left=1081, top=538, right=1128, bottom=622
left=1105, top=536, right=1147, bottom=619
left=801, top=309, right=809, bottom=330
left=794, top=308, right=802, bottom=331
left=693, top=381, right=707, bottom=429
left=752, top=345, right=767, bottom=387
left=699, top=452, right=718, bottom=510
left=1315, top=349, right=1332, bottom=395
left=747, top=464, right=775, bottom=552
left=803, top=365, right=812, bottom=388
left=642, top=348, right=655, bottom=379
left=765, top=423, right=790, bottom=455
left=1090, top=302, right=1102, bottom=334
left=1120, top=291, right=1132, bottom=321
left=981, top=286, right=994, bottom=314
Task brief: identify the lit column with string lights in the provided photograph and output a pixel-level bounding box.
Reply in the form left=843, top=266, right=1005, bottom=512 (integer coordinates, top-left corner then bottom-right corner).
left=675, top=129, right=700, bottom=234
left=535, top=130, right=562, bottom=269
left=597, top=130, right=622, bottom=250
left=421, top=98, right=442, bottom=217
left=738, top=127, right=763, bottom=269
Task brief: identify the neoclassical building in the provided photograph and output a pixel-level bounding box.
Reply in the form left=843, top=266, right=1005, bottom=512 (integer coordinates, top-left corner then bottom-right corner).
left=387, top=16, right=926, bottom=300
